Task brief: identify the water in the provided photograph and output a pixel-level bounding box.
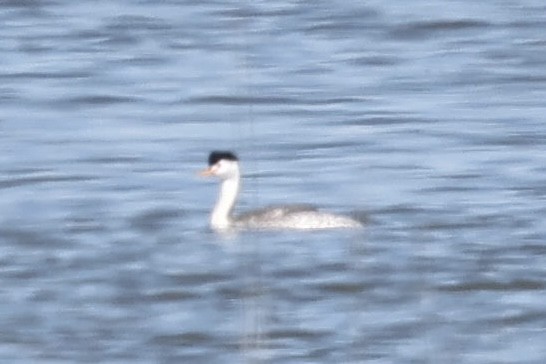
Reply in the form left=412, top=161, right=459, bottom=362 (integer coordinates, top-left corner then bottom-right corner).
left=1, top=1, right=546, bottom=363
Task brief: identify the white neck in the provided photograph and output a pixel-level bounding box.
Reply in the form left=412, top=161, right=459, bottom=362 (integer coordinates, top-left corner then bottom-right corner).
left=211, top=173, right=240, bottom=229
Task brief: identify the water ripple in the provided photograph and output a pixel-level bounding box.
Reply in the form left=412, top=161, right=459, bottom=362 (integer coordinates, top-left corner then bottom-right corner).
left=61, top=95, right=142, bottom=106
left=0, top=174, right=98, bottom=189
left=390, top=19, right=491, bottom=39
left=437, top=279, right=545, bottom=292
left=188, top=95, right=363, bottom=106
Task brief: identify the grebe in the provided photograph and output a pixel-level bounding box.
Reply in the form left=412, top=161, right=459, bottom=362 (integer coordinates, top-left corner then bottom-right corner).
left=200, top=151, right=363, bottom=231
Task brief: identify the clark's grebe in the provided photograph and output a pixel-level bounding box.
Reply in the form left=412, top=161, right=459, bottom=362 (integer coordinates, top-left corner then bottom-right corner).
left=200, top=151, right=363, bottom=231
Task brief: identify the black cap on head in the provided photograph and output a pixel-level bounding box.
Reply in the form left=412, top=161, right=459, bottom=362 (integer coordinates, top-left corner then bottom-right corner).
left=208, top=151, right=238, bottom=166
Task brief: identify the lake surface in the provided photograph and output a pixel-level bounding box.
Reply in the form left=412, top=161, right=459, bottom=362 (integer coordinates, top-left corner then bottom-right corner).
left=1, top=1, right=546, bottom=363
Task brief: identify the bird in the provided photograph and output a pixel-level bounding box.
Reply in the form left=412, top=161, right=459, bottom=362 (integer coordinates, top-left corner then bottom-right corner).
left=199, top=151, right=363, bottom=231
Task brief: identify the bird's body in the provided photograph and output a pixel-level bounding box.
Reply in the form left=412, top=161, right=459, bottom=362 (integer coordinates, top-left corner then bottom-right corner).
left=235, top=205, right=361, bottom=230
left=200, top=151, right=363, bottom=231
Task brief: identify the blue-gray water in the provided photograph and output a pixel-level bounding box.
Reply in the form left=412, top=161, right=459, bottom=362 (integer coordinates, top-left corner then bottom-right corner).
left=1, top=1, right=546, bottom=363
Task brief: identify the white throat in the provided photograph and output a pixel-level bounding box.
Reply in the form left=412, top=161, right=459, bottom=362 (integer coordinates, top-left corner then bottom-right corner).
left=211, top=172, right=240, bottom=229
